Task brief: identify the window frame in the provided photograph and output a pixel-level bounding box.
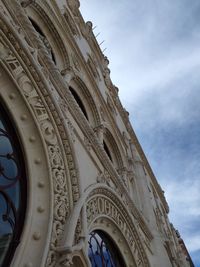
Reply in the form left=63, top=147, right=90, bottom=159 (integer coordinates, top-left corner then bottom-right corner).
left=0, top=103, right=27, bottom=267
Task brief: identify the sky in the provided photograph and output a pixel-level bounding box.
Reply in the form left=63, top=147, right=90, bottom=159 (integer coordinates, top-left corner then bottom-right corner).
left=80, top=1, right=200, bottom=266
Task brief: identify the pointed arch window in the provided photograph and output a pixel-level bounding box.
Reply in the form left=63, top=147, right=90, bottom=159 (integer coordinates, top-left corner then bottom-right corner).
left=102, top=129, right=123, bottom=170
left=0, top=104, right=27, bottom=267
left=69, top=87, right=88, bottom=120
left=88, top=231, right=125, bottom=267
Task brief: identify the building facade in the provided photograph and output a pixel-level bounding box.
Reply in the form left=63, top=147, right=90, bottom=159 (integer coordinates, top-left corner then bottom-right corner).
left=0, top=1, right=194, bottom=267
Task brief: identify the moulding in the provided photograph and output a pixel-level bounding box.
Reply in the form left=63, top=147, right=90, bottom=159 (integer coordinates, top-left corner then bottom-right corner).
left=0, top=13, right=80, bottom=266
left=0, top=51, right=53, bottom=266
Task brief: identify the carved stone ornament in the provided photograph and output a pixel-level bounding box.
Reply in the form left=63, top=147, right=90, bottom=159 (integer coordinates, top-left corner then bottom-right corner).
left=63, top=9, right=80, bottom=36
left=117, top=167, right=128, bottom=188
left=71, top=53, right=81, bottom=72
left=86, top=187, right=151, bottom=267
left=20, top=0, right=35, bottom=8
left=0, top=41, right=11, bottom=59
left=1, top=48, right=69, bottom=265
left=79, top=20, right=94, bottom=41
left=84, top=136, right=92, bottom=151
left=67, top=0, right=80, bottom=17
left=96, top=170, right=115, bottom=188
left=57, top=183, right=151, bottom=267
left=107, top=93, right=117, bottom=116
left=0, top=14, right=79, bottom=264
left=87, top=53, right=100, bottom=80
left=103, top=67, right=112, bottom=89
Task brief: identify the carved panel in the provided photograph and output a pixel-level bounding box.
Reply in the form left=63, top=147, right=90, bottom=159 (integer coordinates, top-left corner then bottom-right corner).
left=0, top=33, right=74, bottom=265
left=86, top=189, right=151, bottom=267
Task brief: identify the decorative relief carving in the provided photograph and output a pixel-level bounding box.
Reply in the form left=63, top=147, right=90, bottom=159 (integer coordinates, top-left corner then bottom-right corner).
left=84, top=136, right=92, bottom=151
left=31, top=1, right=70, bottom=68
left=100, top=106, right=106, bottom=122
left=74, top=217, right=82, bottom=244
left=96, top=172, right=105, bottom=183
left=93, top=123, right=104, bottom=143
left=0, top=36, right=73, bottom=266
left=67, top=120, right=76, bottom=143
left=87, top=53, right=100, bottom=80
left=117, top=167, right=128, bottom=189
left=12, top=60, right=67, bottom=263
left=63, top=12, right=79, bottom=36
left=86, top=192, right=150, bottom=267
left=41, top=120, right=57, bottom=145
left=0, top=41, right=11, bottom=59
left=61, top=65, right=74, bottom=83
left=21, top=0, right=35, bottom=8
left=107, top=93, right=117, bottom=116
left=96, top=171, right=116, bottom=190
left=81, top=21, right=93, bottom=41
left=103, top=57, right=112, bottom=89
left=71, top=53, right=81, bottom=73
left=67, top=0, right=80, bottom=17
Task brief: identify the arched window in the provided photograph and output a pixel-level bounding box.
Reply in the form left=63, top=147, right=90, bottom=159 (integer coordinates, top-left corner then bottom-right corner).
left=88, top=231, right=125, bottom=267
left=69, top=87, right=88, bottom=120
left=29, top=18, right=56, bottom=64
left=0, top=104, right=27, bottom=266
left=103, top=128, right=123, bottom=170
left=103, top=140, right=112, bottom=162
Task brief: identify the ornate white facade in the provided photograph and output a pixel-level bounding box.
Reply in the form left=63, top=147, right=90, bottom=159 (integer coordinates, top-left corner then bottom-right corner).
left=0, top=1, right=194, bottom=267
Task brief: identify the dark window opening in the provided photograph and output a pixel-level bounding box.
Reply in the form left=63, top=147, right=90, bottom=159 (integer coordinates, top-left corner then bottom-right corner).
left=103, top=140, right=112, bottom=162
left=88, top=230, right=126, bottom=267
left=0, top=103, right=27, bottom=267
left=29, top=18, right=56, bottom=64
left=69, top=87, right=88, bottom=120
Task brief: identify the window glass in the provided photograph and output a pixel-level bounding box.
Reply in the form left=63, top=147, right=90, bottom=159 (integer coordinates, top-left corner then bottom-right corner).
left=0, top=105, right=26, bottom=266
left=88, top=231, right=125, bottom=267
